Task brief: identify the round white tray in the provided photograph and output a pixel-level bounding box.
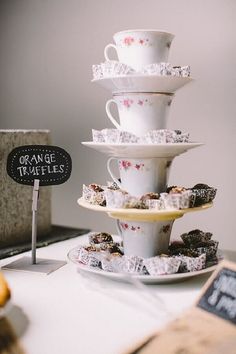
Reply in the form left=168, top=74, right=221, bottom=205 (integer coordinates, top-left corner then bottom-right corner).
left=68, top=241, right=219, bottom=285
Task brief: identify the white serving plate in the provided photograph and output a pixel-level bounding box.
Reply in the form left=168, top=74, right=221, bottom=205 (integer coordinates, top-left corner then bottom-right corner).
left=92, top=75, right=193, bottom=94
left=68, top=242, right=219, bottom=285
left=77, top=198, right=213, bottom=222
left=82, top=142, right=204, bottom=158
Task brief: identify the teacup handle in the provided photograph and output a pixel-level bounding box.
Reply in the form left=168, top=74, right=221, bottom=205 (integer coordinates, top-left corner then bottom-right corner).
left=104, top=43, right=118, bottom=61
left=107, top=157, right=122, bottom=189
left=105, top=99, right=122, bottom=130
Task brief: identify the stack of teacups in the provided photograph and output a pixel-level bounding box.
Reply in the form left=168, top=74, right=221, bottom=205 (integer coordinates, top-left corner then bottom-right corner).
left=85, top=29, right=189, bottom=258
left=101, top=30, right=179, bottom=257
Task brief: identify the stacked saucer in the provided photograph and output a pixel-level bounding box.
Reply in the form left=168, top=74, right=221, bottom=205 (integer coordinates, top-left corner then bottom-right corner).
left=78, top=29, right=217, bottom=270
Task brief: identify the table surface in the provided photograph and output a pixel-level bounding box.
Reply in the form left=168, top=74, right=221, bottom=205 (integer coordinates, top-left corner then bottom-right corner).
left=1, top=234, right=235, bottom=354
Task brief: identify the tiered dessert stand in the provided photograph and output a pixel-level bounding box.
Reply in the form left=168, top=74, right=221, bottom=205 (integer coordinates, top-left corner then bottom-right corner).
left=76, top=30, right=216, bottom=283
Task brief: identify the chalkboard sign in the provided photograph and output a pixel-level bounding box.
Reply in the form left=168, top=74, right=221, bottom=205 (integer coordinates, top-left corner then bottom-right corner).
left=197, top=267, right=236, bottom=325
left=7, top=145, right=72, bottom=186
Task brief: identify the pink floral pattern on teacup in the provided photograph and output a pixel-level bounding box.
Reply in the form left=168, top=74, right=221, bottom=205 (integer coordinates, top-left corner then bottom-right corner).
left=123, top=37, right=134, bottom=46
left=120, top=160, right=131, bottom=170
left=119, top=160, right=145, bottom=171
left=119, top=98, right=152, bottom=109
left=120, top=222, right=141, bottom=232
left=120, top=37, right=151, bottom=47
left=123, top=99, right=133, bottom=108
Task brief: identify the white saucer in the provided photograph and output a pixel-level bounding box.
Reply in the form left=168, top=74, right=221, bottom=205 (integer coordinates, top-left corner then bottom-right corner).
left=82, top=142, right=204, bottom=158
left=78, top=198, right=213, bottom=222
left=92, top=75, right=193, bottom=94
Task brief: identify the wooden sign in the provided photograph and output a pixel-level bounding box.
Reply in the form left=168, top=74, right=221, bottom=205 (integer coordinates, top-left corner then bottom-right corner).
left=7, top=145, right=72, bottom=186
left=197, top=264, right=236, bottom=324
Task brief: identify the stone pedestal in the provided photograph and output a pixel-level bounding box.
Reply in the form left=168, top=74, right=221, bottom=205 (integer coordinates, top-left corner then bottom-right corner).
left=0, top=130, right=51, bottom=247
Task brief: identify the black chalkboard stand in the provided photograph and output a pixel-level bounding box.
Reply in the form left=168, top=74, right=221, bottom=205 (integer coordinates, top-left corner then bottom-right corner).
left=3, top=144, right=72, bottom=274
left=32, top=179, right=39, bottom=264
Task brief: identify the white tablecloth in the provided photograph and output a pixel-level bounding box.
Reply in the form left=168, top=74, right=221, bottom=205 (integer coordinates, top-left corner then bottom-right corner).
left=1, top=234, right=234, bottom=354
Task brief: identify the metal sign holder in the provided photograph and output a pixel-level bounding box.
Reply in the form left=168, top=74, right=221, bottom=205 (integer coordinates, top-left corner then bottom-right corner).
left=2, top=179, right=67, bottom=274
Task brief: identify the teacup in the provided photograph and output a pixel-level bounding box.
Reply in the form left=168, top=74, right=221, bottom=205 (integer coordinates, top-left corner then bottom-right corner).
left=117, top=219, right=174, bottom=257
left=104, top=29, right=174, bottom=71
left=107, top=157, right=172, bottom=197
left=105, top=93, right=173, bottom=136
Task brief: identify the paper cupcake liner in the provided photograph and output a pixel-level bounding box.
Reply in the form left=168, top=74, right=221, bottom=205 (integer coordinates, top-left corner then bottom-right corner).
left=112, top=255, right=145, bottom=274
left=176, top=254, right=206, bottom=272
left=141, top=62, right=172, bottom=75
left=145, top=199, right=163, bottom=210
left=92, top=129, right=105, bottom=143
left=101, top=61, right=134, bottom=77
left=160, top=190, right=194, bottom=210
left=92, top=64, right=103, bottom=80
left=144, top=256, right=181, bottom=275
left=73, top=246, right=101, bottom=267
left=105, top=189, right=146, bottom=209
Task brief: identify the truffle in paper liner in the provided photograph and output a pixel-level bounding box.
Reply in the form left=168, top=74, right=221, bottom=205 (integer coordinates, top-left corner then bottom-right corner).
left=176, top=254, right=206, bottom=272
left=194, top=241, right=219, bottom=260
left=140, top=193, right=162, bottom=210
left=99, top=242, right=123, bottom=255
left=145, top=199, right=164, bottom=210
left=144, top=256, right=181, bottom=276
left=88, top=232, right=114, bottom=245
left=160, top=190, right=194, bottom=210
left=141, top=62, right=172, bottom=75
left=181, top=65, right=191, bottom=77
left=171, top=66, right=182, bottom=77
left=191, top=184, right=217, bottom=206
left=92, top=129, right=105, bottom=143
left=181, top=229, right=213, bottom=246
left=82, top=184, right=106, bottom=206
left=105, top=189, right=147, bottom=209
left=92, top=64, right=103, bottom=80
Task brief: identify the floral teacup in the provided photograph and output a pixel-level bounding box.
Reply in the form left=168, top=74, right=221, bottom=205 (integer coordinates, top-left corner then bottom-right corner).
left=117, top=219, right=174, bottom=257
left=104, top=29, right=174, bottom=71
left=106, top=93, right=173, bottom=136
left=107, top=157, right=172, bottom=197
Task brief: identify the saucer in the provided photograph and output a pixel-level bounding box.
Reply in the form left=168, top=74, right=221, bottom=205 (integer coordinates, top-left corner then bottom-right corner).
left=92, top=74, right=193, bottom=94
left=78, top=198, right=213, bottom=222
left=82, top=142, right=204, bottom=158
left=68, top=239, right=219, bottom=284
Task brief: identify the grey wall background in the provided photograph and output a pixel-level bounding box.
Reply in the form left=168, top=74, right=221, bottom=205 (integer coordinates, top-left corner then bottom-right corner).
left=0, top=0, right=235, bottom=249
